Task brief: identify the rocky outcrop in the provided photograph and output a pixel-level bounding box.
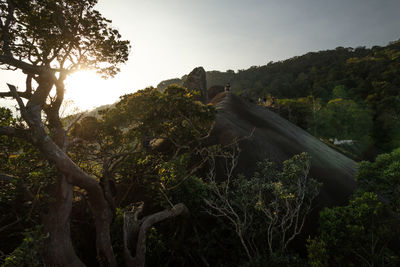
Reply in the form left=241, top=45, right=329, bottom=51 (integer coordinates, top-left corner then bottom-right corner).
left=183, top=67, right=208, bottom=103
left=208, top=92, right=357, bottom=208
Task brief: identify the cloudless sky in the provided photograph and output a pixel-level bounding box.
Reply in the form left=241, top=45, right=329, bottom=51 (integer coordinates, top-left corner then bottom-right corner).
left=1, top=0, right=399, bottom=111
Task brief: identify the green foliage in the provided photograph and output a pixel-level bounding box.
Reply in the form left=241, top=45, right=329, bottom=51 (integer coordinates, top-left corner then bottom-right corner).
left=372, top=95, right=400, bottom=151
left=1, top=0, right=130, bottom=76
left=0, top=107, right=22, bottom=153
left=315, top=98, right=373, bottom=141
left=67, top=85, right=218, bottom=265
left=309, top=148, right=400, bottom=266
left=275, top=94, right=373, bottom=158
left=331, top=84, right=351, bottom=99
left=276, top=96, right=320, bottom=130
left=0, top=107, right=15, bottom=126
left=357, top=148, right=400, bottom=210
left=3, top=226, right=47, bottom=267
left=309, top=192, right=399, bottom=266
left=0, top=109, right=57, bottom=259
left=277, top=94, right=373, bottom=145
left=104, top=85, right=216, bottom=149
left=76, top=85, right=217, bottom=210
left=163, top=174, right=208, bottom=211
left=306, top=237, right=328, bottom=267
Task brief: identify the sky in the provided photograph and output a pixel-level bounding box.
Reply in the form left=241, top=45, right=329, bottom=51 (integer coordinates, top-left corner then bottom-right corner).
left=1, top=0, right=400, bottom=111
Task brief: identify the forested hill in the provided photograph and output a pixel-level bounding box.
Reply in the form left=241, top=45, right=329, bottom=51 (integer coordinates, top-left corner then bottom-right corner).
left=216, top=40, right=400, bottom=100
left=159, top=40, right=400, bottom=100
left=158, top=40, right=400, bottom=155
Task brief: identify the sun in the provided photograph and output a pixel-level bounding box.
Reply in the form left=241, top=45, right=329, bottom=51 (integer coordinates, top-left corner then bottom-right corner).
left=64, top=70, right=117, bottom=112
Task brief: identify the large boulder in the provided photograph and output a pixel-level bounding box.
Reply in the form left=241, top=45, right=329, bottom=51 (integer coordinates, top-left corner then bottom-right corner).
left=183, top=67, right=208, bottom=103
left=208, top=92, right=357, bottom=208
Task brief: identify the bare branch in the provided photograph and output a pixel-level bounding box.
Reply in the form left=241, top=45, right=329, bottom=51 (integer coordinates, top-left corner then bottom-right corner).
left=202, top=140, right=253, bottom=260
left=7, top=83, right=26, bottom=110
left=0, top=74, right=34, bottom=99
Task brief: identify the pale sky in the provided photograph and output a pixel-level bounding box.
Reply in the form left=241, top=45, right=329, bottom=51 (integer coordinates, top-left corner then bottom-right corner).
left=1, top=0, right=399, bottom=111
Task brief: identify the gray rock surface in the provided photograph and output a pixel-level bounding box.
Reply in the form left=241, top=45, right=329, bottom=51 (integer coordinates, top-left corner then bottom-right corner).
left=208, top=92, right=357, bottom=207
left=183, top=67, right=208, bottom=103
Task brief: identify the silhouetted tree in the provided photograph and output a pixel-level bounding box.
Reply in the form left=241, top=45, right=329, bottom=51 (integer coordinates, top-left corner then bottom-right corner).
left=0, top=0, right=130, bottom=265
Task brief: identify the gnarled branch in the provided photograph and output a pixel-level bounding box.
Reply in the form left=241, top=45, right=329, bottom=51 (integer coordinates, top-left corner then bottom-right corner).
left=123, top=203, right=189, bottom=267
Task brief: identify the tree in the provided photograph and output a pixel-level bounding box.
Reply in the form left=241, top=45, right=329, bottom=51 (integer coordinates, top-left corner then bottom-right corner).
left=308, top=149, right=400, bottom=266
left=203, top=143, right=256, bottom=261
left=253, top=153, right=321, bottom=255
left=314, top=98, right=373, bottom=142
left=68, top=86, right=215, bottom=266
left=1, top=82, right=216, bottom=265
left=356, top=148, right=400, bottom=212
left=308, top=192, right=399, bottom=266
left=0, top=0, right=130, bottom=265
left=204, top=151, right=320, bottom=262
left=275, top=96, right=321, bottom=131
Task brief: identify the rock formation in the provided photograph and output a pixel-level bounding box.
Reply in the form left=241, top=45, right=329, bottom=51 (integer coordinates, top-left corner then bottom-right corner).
left=183, top=67, right=208, bottom=103
left=208, top=92, right=357, bottom=208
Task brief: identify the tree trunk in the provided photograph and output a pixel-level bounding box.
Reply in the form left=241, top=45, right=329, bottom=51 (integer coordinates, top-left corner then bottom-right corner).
left=42, top=175, right=85, bottom=267
left=6, top=83, right=117, bottom=266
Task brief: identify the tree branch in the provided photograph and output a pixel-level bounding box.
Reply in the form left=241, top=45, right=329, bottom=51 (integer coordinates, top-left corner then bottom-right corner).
left=124, top=203, right=189, bottom=267
left=0, top=125, right=30, bottom=140
left=0, top=89, right=32, bottom=99
left=7, top=83, right=28, bottom=110
left=0, top=55, right=73, bottom=76
left=0, top=55, right=44, bottom=75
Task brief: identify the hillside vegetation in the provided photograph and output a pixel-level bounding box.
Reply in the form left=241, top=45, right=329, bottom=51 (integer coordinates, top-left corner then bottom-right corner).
left=159, top=41, right=400, bottom=157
